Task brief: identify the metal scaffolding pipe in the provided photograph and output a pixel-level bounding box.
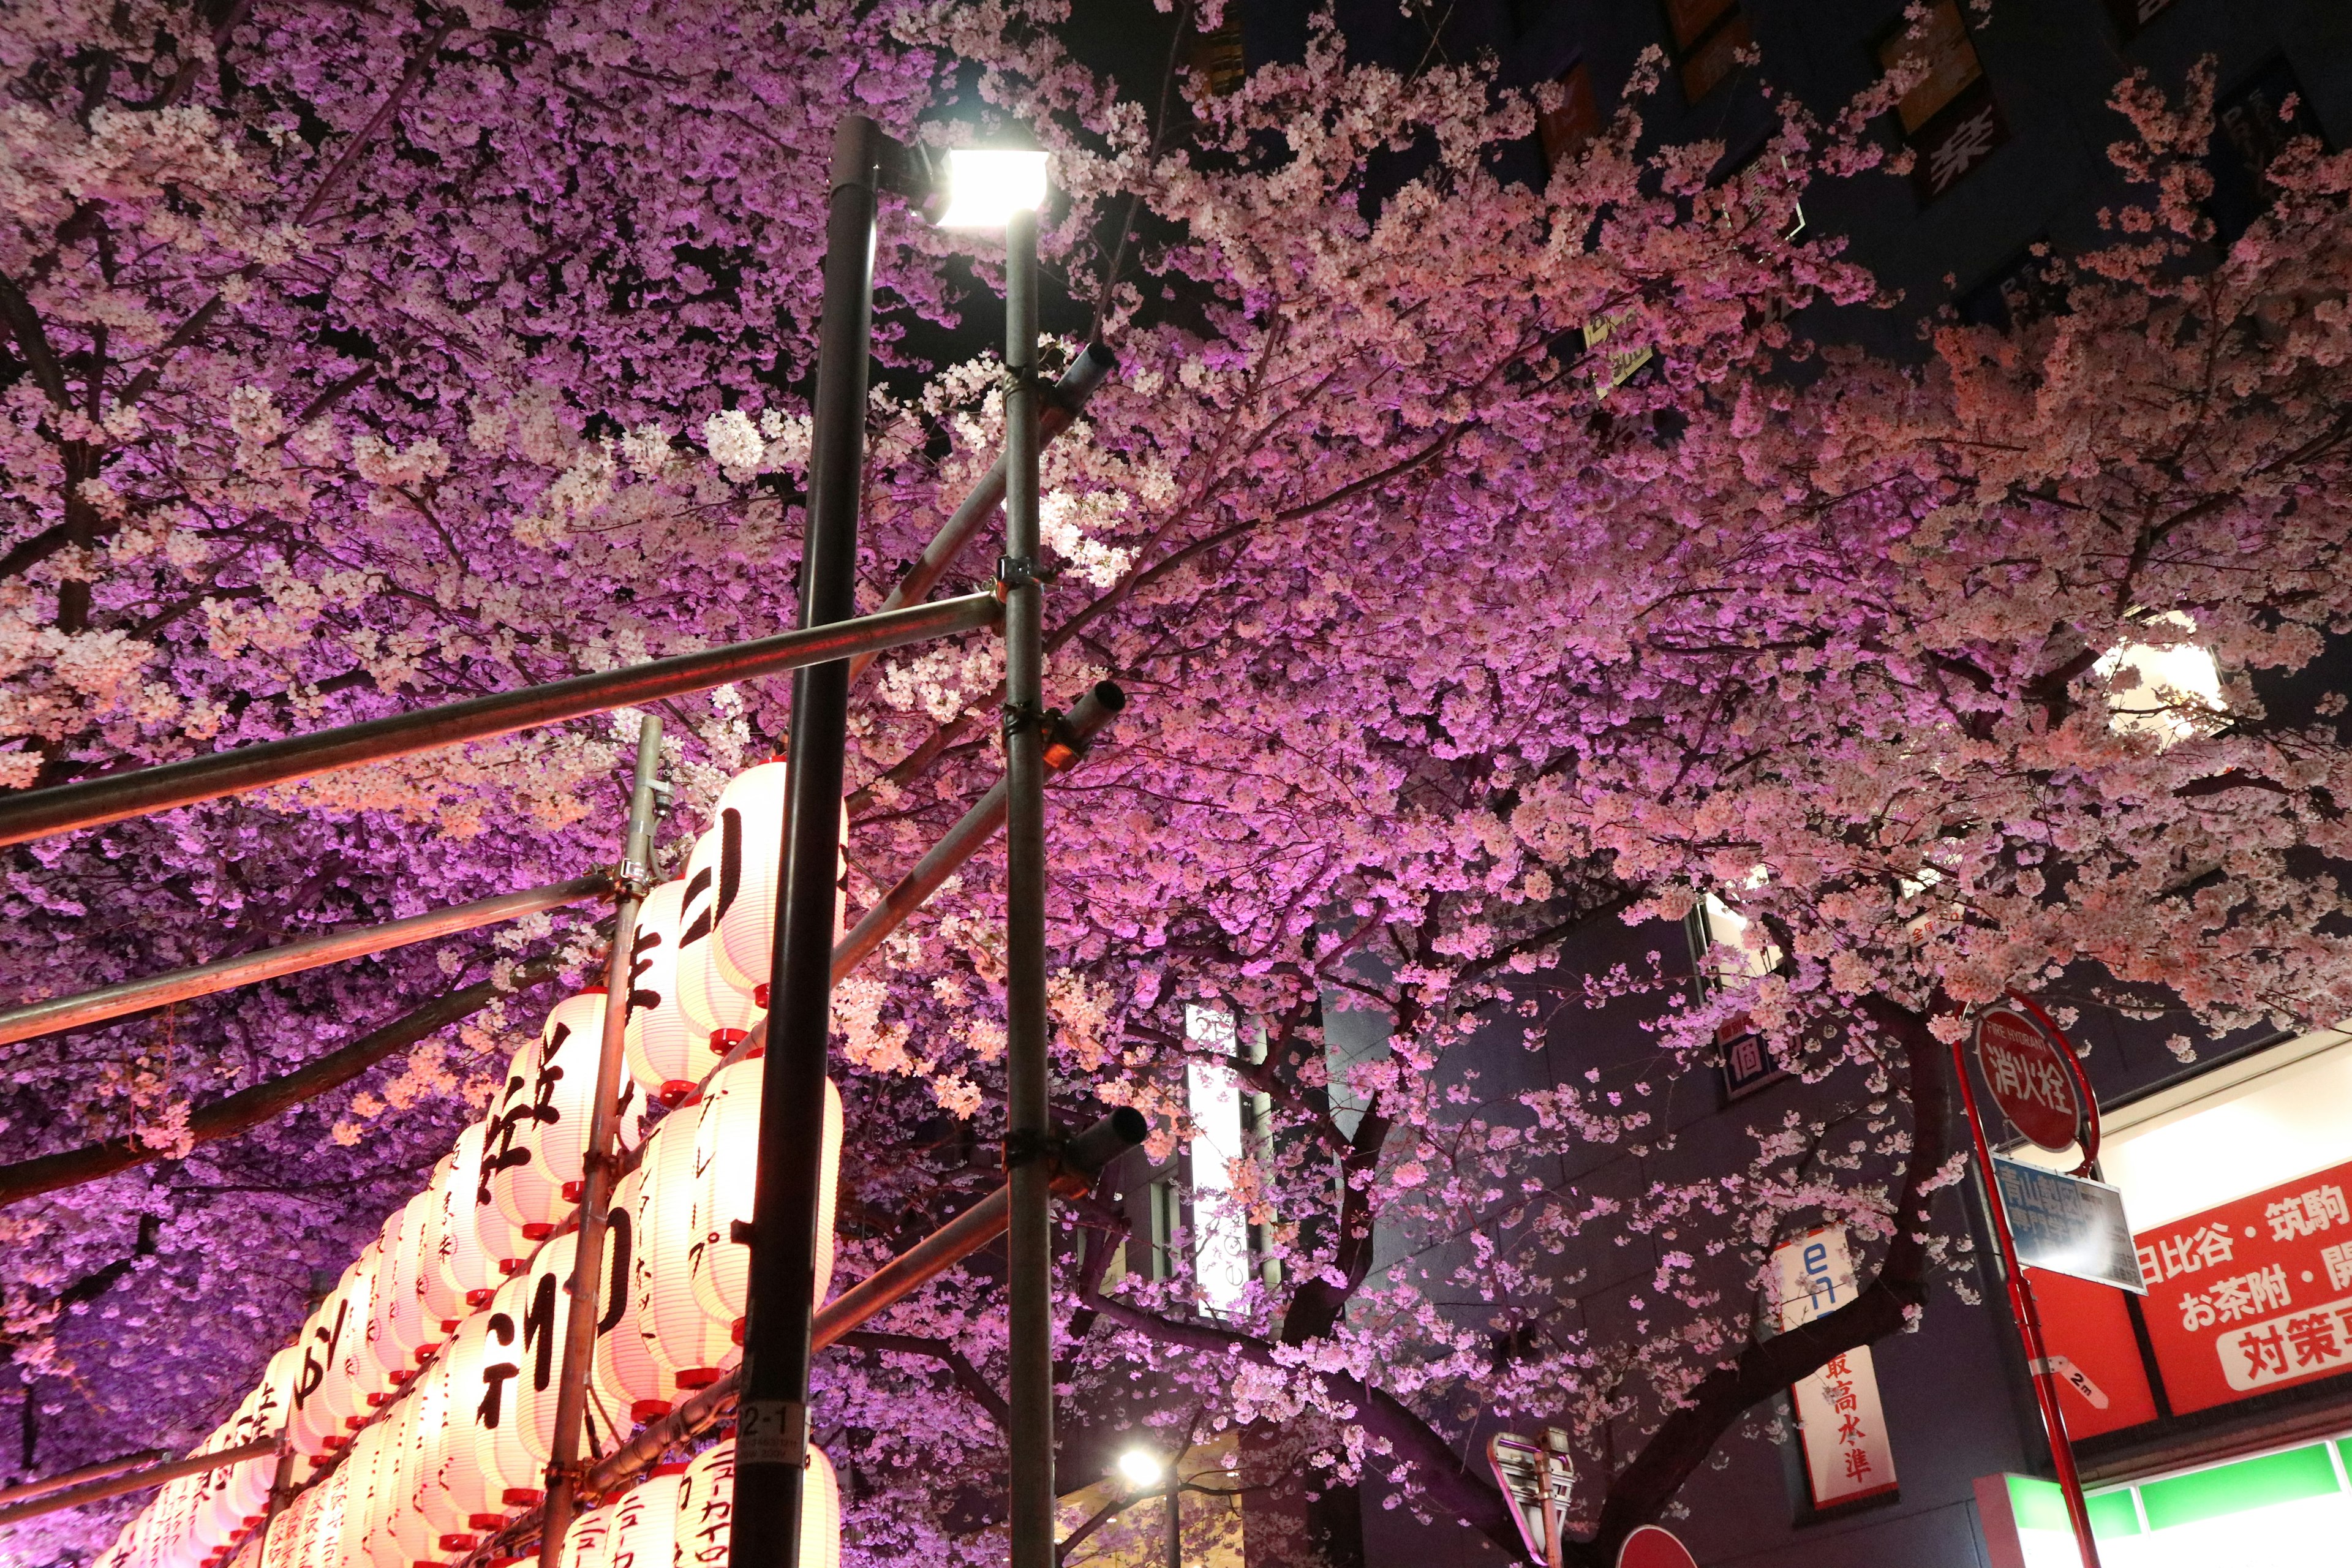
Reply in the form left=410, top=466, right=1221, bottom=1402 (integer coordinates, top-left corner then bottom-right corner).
left=0, top=1438, right=276, bottom=1526
left=0, top=1449, right=166, bottom=1507
left=0, top=875, right=612, bottom=1047
left=0, top=594, right=1000, bottom=848
left=844, top=344, right=1117, bottom=685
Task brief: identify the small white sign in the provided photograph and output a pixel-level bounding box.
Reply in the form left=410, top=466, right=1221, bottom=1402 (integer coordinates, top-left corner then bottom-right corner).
left=1771, top=1227, right=1899, bottom=1509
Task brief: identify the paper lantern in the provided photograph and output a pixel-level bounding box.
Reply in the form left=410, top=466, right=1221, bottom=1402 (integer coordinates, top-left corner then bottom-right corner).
left=602, top=1468, right=685, bottom=1568
left=374, top=1191, right=442, bottom=1378
left=290, top=1248, right=379, bottom=1458
left=592, top=1169, right=679, bottom=1425
left=522, top=990, right=628, bottom=1200
left=434, top=1125, right=508, bottom=1306
left=707, top=762, right=850, bottom=993
left=558, top=1501, right=617, bottom=1568
left=399, top=1355, right=467, bottom=1548
left=514, top=1231, right=582, bottom=1466
left=623, top=880, right=696, bottom=1104
left=413, top=1153, right=467, bottom=1327
left=690, top=1060, right=840, bottom=1327
left=631, top=1108, right=734, bottom=1383
left=491, top=992, right=592, bottom=1234
left=470, top=1102, right=535, bottom=1275
left=674, top=826, right=764, bottom=1053
left=673, top=1438, right=838, bottom=1568
left=432, top=1313, right=516, bottom=1531
left=469, top=1269, right=547, bottom=1509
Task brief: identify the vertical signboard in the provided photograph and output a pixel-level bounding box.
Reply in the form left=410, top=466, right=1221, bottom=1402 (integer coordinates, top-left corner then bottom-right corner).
left=1771, top=1227, right=1898, bottom=1509
left=2133, top=1156, right=2352, bottom=1414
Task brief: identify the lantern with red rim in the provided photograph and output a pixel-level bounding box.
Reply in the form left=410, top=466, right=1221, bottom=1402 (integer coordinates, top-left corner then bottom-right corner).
left=1617, top=1524, right=1699, bottom=1568
left=1970, top=1000, right=2089, bottom=1158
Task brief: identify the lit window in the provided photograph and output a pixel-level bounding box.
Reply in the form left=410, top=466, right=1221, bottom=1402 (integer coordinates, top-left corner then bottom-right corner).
left=1185, top=1005, right=1253, bottom=1314
left=1537, top=62, right=1601, bottom=172
left=1877, top=0, right=2008, bottom=203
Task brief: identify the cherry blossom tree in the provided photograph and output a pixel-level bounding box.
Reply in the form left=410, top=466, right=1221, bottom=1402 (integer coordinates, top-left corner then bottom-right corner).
left=5, top=4, right=2352, bottom=1567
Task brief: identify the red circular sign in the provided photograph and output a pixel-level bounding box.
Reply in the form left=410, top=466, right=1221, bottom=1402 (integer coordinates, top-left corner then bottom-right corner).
left=1973, top=1005, right=2082, bottom=1152
left=1618, top=1525, right=1700, bottom=1568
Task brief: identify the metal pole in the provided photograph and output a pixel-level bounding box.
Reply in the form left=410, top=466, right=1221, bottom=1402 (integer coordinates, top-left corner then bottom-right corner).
left=1001, top=202, right=1056, bottom=1568
left=0, top=1439, right=276, bottom=1526
left=843, top=345, right=1116, bottom=685
left=0, top=594, right=997, bottom=849
left=732, top=113, right=881, bottom=1568
left=538, top=716, right=665, bottom=1568
left=0, top=1449, right=166, bottom=1506
left=1950, top=1034, right=2101, bottom=1568
left=0, top=875, right=612, bottom=1047
left=1164, top=1474, right=1182, bottom=1568
left=244, top=1431, right=298, bottom=1568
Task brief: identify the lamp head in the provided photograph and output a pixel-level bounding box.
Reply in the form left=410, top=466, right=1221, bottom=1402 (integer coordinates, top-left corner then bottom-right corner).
left=1115, top=1447, right=1165, bottom=1488
left=937, top=146, right=1050, bottom=230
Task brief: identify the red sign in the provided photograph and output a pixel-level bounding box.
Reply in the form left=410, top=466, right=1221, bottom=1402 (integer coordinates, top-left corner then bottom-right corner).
left=1973, top=1006, right=2081, bottom=1152
left=2027, top=1266, right=2160, bottom=1438
left=1618, top=1525, right=1699, bottom=1568
left=2134, top=1156, right=2352, bottom=1415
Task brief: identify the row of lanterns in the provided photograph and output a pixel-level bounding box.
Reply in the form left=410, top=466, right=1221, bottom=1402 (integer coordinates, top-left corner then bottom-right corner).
left=100, top=763, right=849, bottom=1568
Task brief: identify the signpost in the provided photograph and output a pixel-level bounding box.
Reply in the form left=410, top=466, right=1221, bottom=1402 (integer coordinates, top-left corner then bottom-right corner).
left=1957, top=993, right=2109, bottom=1568
left=1487, top=1428, right=1574, bottom=1567
left=1615, top=1524, right=1699, bottom=1568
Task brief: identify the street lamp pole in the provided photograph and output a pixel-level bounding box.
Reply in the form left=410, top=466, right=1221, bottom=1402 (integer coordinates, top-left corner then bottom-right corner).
left=733, top=112, right=883, bottom=1568
left=1000, top=197, right=1058, bottom=1568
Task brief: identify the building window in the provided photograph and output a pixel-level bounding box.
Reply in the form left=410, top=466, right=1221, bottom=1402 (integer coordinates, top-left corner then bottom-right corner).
left=1186, top=15, right=1245, bottom=97
left=1877, top=0, right=2007, bottom=203
left=1663, top=0, right=1749, bottom=106
left=1537, top=61, right=1601, bottom=172
left=2206, top=56, right=2328, bottom=246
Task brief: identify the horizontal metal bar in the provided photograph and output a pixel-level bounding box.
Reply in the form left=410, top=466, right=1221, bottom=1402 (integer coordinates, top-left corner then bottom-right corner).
left=0, top=875, right=611, bottom=1047
left=0, top=594, right=1003, bottom=848
left=0, top=1448, right=167, bottom=1507
left=0, top=1438, right=276, bottom=1526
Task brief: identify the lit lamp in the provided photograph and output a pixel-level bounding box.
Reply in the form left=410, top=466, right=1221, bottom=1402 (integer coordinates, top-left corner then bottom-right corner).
left=935, top=147, right=1050, bottom=230
left=1116, top=1447, right=1180, bottom=1568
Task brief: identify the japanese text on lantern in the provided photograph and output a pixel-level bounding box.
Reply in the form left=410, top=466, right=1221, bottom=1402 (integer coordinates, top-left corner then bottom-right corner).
left=1771, top=1227, right=1898, bottom=1509
left=2134, top=1158, right=2352, bottom=1415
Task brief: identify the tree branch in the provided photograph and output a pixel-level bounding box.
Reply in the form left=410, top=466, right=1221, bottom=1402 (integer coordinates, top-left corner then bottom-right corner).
left=834, top=1331, right=1010, bottom=1428
left=0, top=957, right=560, bottom=1209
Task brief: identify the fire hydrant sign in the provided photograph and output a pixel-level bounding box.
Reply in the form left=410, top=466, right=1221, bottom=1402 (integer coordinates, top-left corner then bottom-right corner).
left=2135, top=1155, right=2352, bottom=1415
left=1771, top=1227, right=1898, bottom=1509
left=1972, top=1005, right=2081, bottom=1152
left=1991, top=1157, right=2146, bottom=1294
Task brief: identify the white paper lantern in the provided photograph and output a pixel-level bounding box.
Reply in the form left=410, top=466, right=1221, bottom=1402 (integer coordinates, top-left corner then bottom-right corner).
left=521, top=990, right=617, bottom=1200
left=432, top=1313, right=514, bottom=1532
left=624, top=880, right=697, bottom=1106
left=292, top=1248, right=380, bottom=1460
left=631, top=1109, right=734, bottom=1384
left=602, top=1467, right=685, bottom=1568
left=558, top=1501, right=617, bottom=1568
left=674, top=826, right=764, bottom=1055
left=413, top=1153, right=467, bottom=1329
left=592, top=1169, right=679, bottom=1425
left=673, top=1438, right=838, bottom=1568
left=439, top=1125, right=509, bottom=1307
left=690, top=1061, right=840, bottom=1329
left=710, top=761, right=846, bottom=992
left=469, top=1269, right=546, bottom=1509
left=471, top=1101, right=535, bottom=1275
left=374, top=1191, right=442, bottom=1379
left=514, top=1230, right=583, bottom=1466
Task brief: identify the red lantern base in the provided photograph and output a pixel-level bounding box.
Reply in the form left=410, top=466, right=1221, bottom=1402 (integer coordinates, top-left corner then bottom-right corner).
left=469, top=1515, right=507, bottom=1531
left=631, top=1399, right=674, bottom=1422
left=499, top=1257, right=525, bottom=1275
left=675, top=1366, right=722, bottom=1389
left=466, top=1289, right=494, bottom=1307
left=521, top=1222, right=553, bottom=1240
left=560, top=1181, right=582, bottom=1202
left=438, top=1535, right=479, bottom=1553
left=658, top=1080, right=694, bottom=1106
left=754, top=984, right=770, bottom=1008
left=500, top=1488, right=542, bottom=1507
left=708, top=1028, right=746, bottom=1055
left=732, top=1317, right=745, bottom=1346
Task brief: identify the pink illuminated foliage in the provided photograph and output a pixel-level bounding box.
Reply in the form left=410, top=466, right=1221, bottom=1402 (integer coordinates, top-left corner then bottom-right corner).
left=3, top=4, right=2351, bottom=1565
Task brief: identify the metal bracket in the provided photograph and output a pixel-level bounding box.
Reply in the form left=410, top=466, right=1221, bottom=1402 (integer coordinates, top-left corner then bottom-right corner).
left=613, top=857, right=654, bottom=898
left=731, top=1219, right=756, bottom=1246
left=993, top=553, right=1059, bottom=597
left=1001, top=701, right=1059, bottom=740
left=1003, top=1128, right=1066, bottom=1173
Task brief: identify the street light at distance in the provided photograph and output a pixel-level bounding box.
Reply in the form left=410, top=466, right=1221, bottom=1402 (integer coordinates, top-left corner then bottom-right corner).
left=1116, top=1448, right=1166, bottom=1489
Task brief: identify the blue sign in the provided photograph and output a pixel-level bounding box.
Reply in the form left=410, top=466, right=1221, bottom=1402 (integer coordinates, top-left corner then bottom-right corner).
left=1992, top=1157, right=2147, bottom=1295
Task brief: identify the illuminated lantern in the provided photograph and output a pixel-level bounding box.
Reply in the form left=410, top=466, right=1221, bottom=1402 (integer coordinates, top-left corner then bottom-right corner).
left=558, top=1502, right=617, bottom=1568
left=592, top=1170, right=678, bottom=1424
left=290, top=1249, right=377, bottom=1459
left=472, top=1085, right=536, bottom=1273
left=514, top=1231, right=584, bottom=1466
left=691, top=1060, right=840, bottom=1328
left=492, top=993, right=600, bottom=1235
left=469, top=1268, right=547, bottom=1509
left=673, top=826, right=764, bottom=1055
left=673, top=1439, right=839, bottom=1568
left=623, top=881, right=696, bottom=1105
left=432, top=1313, right=518, bottom=1532
left=315, top=1244, right=391, bottom=1441
left=375, top=1191, right=442, bottom=1377
left=632, top=1107, right=734, bottom=1385
left=439, top=1125, right=508, bottom=1305
left=399, top=1356, right=469, bottom=1553
left=603, top=1467, right=685, bottom=1568
left=413, top=1153, right=467, bottom=1329
left=707, top=761, right=851, bottom=992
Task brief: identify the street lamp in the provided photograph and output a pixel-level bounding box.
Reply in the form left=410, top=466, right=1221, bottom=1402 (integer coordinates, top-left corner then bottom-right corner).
left=937, top=137, right=1058, bottom=1568
left=1115, top=1447, right=1180, bottom=1568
